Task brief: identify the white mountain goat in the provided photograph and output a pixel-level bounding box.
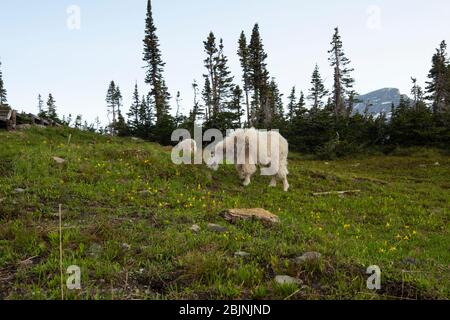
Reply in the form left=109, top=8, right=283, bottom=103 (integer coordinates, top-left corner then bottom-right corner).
left=207, top=128, right=290, bottom=192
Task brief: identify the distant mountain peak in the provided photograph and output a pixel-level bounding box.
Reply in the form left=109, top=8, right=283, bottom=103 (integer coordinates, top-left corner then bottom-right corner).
left=353, top=88, right=408, bottom=118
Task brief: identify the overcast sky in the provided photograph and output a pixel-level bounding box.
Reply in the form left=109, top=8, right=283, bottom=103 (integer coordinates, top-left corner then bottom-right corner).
left=1, top=0, right=449, bottom=125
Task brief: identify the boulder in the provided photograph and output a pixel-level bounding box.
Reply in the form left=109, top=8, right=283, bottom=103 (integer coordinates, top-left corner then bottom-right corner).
left=275, top=275, right=303, bottom=286
left=207, top=223, right=228, bottom=233
left=53, top=156, right=66, bottom=164
left=220, top=208, right=280, bottom=226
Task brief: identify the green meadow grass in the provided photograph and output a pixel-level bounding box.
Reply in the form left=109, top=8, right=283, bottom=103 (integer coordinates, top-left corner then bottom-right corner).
left=0, top=127, right=449, bottom=300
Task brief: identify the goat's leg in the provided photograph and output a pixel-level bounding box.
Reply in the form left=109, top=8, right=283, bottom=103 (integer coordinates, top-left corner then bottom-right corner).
left=269, top=176, right=277, bottom=187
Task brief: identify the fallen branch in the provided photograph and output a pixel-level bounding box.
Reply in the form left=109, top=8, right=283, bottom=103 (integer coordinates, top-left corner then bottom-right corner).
left=313, top=190, right=361, bottom=196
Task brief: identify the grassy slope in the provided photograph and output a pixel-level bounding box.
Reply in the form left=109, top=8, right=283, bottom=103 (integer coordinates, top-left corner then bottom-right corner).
left=0, top=127, right=449, bottom=300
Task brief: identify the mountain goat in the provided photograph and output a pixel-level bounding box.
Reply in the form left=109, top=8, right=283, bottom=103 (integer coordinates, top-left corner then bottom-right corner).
left=207, top=128, right=290, bottom=192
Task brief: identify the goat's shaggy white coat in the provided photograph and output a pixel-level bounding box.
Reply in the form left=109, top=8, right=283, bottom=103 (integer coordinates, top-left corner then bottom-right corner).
left=208, top=128, right=290, bottom=191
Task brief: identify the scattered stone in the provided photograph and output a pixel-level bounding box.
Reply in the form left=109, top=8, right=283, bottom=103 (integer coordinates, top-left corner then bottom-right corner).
left=352, top=163, right=361, bottom=167
left=131, top=137, right=141, bottom=141
left=293, top=252, right=322, bottom=265
left=275, top=275, right=303, bottom=286
left=15, top=124, right=32, bottom=131
left=234, top=251, right=250, bottom=258
left=401, top=257, right=418, bottom=266
left=122, top=243, right=131, bottom=250
left=419, top=164, right=427, bottom=168
left=53, top=156, right=66, bottom=164
left=434, top=162, right=440, bottom=166
left=14, top=188, right=26, bottom=194
left=220, top=208, right=280, bottom=226
left=88, top=243, right=103, bottom=256
left=207, top=223, right=228, bottom=233
left=190, top=224, right=201, bottom=233
left=324, top=162, right=330, bottom=165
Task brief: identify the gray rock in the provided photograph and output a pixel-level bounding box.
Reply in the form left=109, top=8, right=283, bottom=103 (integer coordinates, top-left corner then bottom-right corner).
left=207, top=223, right=227, bottom=233
left=122, top=243, right=131, bottom=250
left=53, top=156, right=66, bottom=164
left=401, top=257, right=418, bottom=266
left=275, top=275, right=303, bottom=286
left=293, top=252, right=322, bottom=265
left=234, top=251, right=250, bottom=258
left=88, top=243, right=103, bottom=256
left=14, top=188, right=26, bottom=194
left=16, top=124, right=32, bottom=131
left=190, top=224, right=201, bottom=233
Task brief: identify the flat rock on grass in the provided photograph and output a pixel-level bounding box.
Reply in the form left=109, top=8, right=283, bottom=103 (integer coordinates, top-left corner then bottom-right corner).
left=292, top=252, right=322, bottom=265
left=207, top=223, right=228, bottom=233
left=190, top=224, right=201, bottom=233
left=275, top=275, right=303, bottom=286
left=234, top=251, right=250, bottom=258
left=53, top=157, right=66, bottom=164
left=14, top=188, right=26, bottom=194
left=220, top=208, right=280, bottom=226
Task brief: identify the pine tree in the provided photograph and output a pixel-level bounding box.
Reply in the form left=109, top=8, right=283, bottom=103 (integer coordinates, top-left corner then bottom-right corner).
left=202, top=33, right=234, bottom=119
left=227, top=85, right=244, bottom=128
left=0, top=61, right=7, bottom=105
left=308, top=64, right=329, bottom=110
left=248, top=24, right=270, bottom=127
left=37, top=94, right=46, bottom=118
left=106, top=81, right=118, bottom=128
left=266, top=78, right=284, bottom=127
left=203, top=32, right=218, bottom=118
left=328, top=27, right=355, bottom=118
left=143, top=0, right=171, bottom=124
left=114, top=86, right=123, bottom=115
left=216, top=39, right=234, bottom=113
left=425, top=41, right=449, bottom=114
left=191, top=80, right=204, bottom=123
left=46, top=94, right=58, bottom=121
left=138, top=94, right=154, bottom=138
left=287, top=87, right=297, bottom=122
left=411, top=77, right=425, bottom=110
left=202, top=77, right=212, bottom=121
left=238, top=31, right=251, bottom=125
left=127, top=83, right=141, bottom=135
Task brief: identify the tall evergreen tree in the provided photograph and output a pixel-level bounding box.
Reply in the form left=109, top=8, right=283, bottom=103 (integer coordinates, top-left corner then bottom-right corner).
left=411, top=77, right=425, bottom=110
left=0, top=61, right=7, bottom=105
left=238, top=31, right=251, bottom=125
left=328, top=27, right=355, bottom=118
left=37, top=94, right=45, bottom=118
left=127, top=83, right=141, bottom=135
left=114, top=86, right=123, bottom=115
left=202, top=33, right=234, bottom=118
left=287, top=87, right=297, bottom=122
left=248, top=23, right=270, bottom=127
left=106, top=81, right=118, bottom=128
left=308, top=64, right=329, bottom=110
left=202, top=77, right=212, bottom=121
left=203, top=32, right=218, bottom=119
left=265, top=78, right=284, bottom=127
left=46, top=94, right=58, bottom=121
left=227, top=85, right=245, bottom=128
left=143, top=0, right=171, bottom=124
left=216, top=39, right=234, bottom=112
left=191, top=80, right=204, bottom=123
left=425, top=40, right=449, bottom=114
